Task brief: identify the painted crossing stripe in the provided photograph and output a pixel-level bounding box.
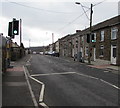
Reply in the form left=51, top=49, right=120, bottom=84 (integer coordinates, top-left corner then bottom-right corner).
left=31, top=72, right=76, bottom=77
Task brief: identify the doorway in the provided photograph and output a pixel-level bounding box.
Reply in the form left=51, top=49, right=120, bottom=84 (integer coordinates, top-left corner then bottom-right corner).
left=111, top=45, right=117, bottom=65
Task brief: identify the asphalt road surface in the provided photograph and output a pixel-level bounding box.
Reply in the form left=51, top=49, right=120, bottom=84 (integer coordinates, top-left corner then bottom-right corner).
left=26, top=54, right=119, bottom=107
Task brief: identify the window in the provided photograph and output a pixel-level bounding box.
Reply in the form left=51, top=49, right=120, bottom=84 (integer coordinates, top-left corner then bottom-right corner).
left=76, top=38, right=78, bottom=43
left=111, top=27, right=118, bottom=40
left=94, top=33, right=96, bottom=42
left=99, top=45, right=104, bottom=57
left=100, top=31, right=104, bottom=41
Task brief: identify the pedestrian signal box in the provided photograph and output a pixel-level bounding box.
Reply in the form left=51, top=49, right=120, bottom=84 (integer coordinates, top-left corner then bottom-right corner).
left=87, top=34, right=90, bottom=43
left=8, top=22, right=12, bottom=36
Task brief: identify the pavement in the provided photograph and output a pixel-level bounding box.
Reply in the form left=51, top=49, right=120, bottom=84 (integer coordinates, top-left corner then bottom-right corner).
left=85, top=60, right=119, bottom=75
left=2, top=55, right=38, bottom=107
left=61, top=56, right=120, bottom=75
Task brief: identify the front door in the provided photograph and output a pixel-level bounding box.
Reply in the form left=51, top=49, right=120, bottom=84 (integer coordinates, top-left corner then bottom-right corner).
left=111, top=45, right=117, bottom=65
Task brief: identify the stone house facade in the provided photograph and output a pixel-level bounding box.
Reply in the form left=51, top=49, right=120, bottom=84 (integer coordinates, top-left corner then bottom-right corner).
left=54, top=40, right=60, bottom=53
left=71, top=15, right=120, bottom=65
left=92, top=15, right=120, bottom=65
left=59, top=35, right=72, bottom=57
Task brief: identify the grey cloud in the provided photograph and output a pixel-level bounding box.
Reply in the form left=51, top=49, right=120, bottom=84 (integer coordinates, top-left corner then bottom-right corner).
left=1, top=1, right=118, bottom=47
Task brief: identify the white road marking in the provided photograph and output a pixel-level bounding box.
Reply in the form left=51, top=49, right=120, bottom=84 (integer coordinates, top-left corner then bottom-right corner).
left=29, top=76, right=44, bottom=85
left=103, top=70, right=109, bottom=73
left=26, top=63, right=31, bottom=66
left=23, top=66, right=39, bottom=108
left=31, top=72, right=76, bottom=77
left=39, top=84, right=45, bottom=102
left=31, top=71, right=120, bottom=90
left=29, top=76, right=49, bottom=107
left=29, top=76, right=45, bottom=102
left=25, top=67, right=49, bottom=108
left=30, top=75, right=45, bottom=102
left=39, top=102, right=49, bottom=108
left=27, top=55, right=32, bottom=63
left=76, top=73, right=99, bottom=80
left=100, top=79, right=120, bottom=90
left=76, top=72, right=120, bottom=90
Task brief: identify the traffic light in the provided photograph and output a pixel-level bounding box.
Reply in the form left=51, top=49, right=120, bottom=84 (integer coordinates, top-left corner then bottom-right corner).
left=8, top=22, right=14, bottom=38
left=86, top=33, right=96, bottom=43
left=86, top=33, right=90, bottom=43
left=12, top=20, right=19, bottom=35
left=8, top=22, right=12, bottom=36
left=91, top=33, right=96, bottom=42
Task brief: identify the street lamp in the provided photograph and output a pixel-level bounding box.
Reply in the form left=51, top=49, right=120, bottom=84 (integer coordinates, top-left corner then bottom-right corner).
left=75, top=2, right=80, bottom=5
left=75, top=2, right=93, bottom=64
left=75, top=2, right=90, bottom=9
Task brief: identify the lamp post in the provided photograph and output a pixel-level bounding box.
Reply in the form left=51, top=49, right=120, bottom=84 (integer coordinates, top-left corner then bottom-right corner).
left=75, top=2, right=93, bottom=64
left=29, top=39, right=31, bottom=48
left=52, top=33, right=54, bottom=52
left=88, top=4, right=93, bottom=64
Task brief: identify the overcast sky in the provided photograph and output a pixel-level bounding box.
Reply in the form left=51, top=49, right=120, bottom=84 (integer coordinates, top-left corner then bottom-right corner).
left=0, top=0, right=119, bottom=47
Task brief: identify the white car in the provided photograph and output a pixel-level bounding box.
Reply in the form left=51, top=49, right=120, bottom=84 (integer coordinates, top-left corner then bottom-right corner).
left=33, top=51, right=36, bottom=54
left=39, top=52, right=43, bottom=55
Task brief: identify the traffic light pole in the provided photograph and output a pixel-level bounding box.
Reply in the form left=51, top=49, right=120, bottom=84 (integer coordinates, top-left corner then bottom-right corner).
left=88, top=4, right=93, bottom=64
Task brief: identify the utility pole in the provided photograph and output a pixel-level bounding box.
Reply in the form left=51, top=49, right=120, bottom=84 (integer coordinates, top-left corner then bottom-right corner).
left=75, top=2, right=93, bottom=64
left=52, top=33, right=54, bottom=52
left=29, top=39, right=31, bottom=48
left=20, top=19, right=22, bottom=46
left=88, top=4, right=93, bottom=64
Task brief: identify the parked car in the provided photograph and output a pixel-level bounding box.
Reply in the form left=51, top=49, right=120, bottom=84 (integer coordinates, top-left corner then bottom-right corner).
left=47, top=51, right=53, bottom=55
left=45, top=51, right=59, bottom=57
left=33, top=51, right=36, bottom=54
left=44, top=51, right=52, bottom=55
left=39, top=52, right=43, bottom=55
left=52, top=52, right=59, bottom=57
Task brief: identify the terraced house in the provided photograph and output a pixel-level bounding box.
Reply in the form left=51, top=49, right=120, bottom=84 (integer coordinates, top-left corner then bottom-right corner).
left=53, top=15, right=120, bottom=66
left=75, top=15, right=120, bottom=65
left=91, top=15, right=120, bottom=65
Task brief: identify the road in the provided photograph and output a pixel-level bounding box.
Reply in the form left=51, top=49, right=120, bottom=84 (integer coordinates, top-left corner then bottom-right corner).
left=26, top=54, right=119, bottom=107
